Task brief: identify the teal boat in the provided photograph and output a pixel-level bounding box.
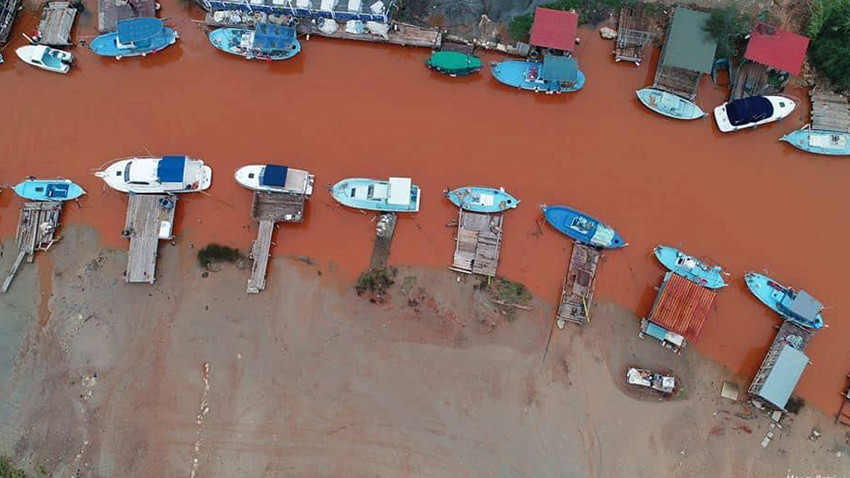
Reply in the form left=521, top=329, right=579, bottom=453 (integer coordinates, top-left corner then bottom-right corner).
left=209, top=24, right=300, bottom=61
left=653, top=245, right=726, bottom=289
left=490, top=56, right=585, bottom=94
left=445, top=186, right=519, bottom=213
left=745, top=272, right=824, bottom=329
left=330, top=177, right=420, bottom=212
left=781, top=126, right=850, bottom=156
left=90, top=18, right=178, bottom=59
left=636, top=88, right=705, bottom=120
left=426, top=51, right=482, bottom=77
left=13, top=178, right=85, bottom=201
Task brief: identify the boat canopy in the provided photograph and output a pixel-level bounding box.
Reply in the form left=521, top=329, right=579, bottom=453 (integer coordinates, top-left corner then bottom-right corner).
left=726, top=96, right=773, bottom=126
left=781, top=290, right=822, bottom=321
left=157, top=155, right=187, bottom=183
left=387, top=177, right=412, bottom=206
left=254, top=23, right=296, bottom=51
left=260, top=165, right=288, bottom=187
left=46, top=183, right=71, bottom=198
left=542, top=55, right=578, bottom=82
left=117, top=18, right=164, bottom=44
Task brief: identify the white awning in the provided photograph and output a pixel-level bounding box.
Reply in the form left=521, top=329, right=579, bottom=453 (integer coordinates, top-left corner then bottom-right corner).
left=387, top=177, right=412, bottom=206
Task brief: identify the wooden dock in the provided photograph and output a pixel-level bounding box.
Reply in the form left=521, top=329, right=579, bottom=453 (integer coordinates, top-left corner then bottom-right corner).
left=368, top=212, right=397, bottom=271
left=97, top=0, right=156, bottom=33
left=0, top=0, right=20, bottom=45
left=810, top=89, right=850, bottom=133
left=449, top=210, right=502, bottom=277
left=653, top=65, right=701, bottom=100
left=614, top=5, right=654, bottom=65
left=555, top=243, right=601, bottom=328
left=246, top=192, right=306, bottom=294
left=123, top=194, right=176, bottom=284
left=837, top=375, right=850, bottom=426
left=37, top=2, right=77, bottom=46
left=2, top=202, right=63, bottom=293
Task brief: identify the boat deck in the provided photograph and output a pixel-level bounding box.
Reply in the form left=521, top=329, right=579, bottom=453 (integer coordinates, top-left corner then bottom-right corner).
left=38, top=2, right=77, bottom=46
left=652, top=65, right=701, bottom=100
left=615, top=5, right=654, bottom=65
left=810, top=89, right=850, bottom=133
left=246, top=192, right=306, bottom=293
left=369, top=212, right=397, bottom=271
left=555, top=243, right=602, bottom=327
left=0, top=0, right=20, bottom=44
left=449, top=209, right=502, bottom=277
left=123, top=194, right=177, bottom=284
left=2, top=201, right=63, bottom=293
left=97, top=0, right=156, bottom=32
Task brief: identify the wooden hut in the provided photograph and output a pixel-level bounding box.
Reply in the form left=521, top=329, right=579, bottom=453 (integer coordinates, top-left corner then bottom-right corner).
left=748, top=321, right=813, bottom=411
left=730, top=23, right=809, bottom=100
left=651, top=8, right=717, bottom=101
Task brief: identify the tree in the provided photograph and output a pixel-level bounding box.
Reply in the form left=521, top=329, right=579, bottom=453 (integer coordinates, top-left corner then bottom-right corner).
left=809, top=0, right=850, bottom=89
left=0, top=456, right=26, bottom=478
left=703, top=6, right=753, bottom=60
left=508, top=14, right=533, bottom=42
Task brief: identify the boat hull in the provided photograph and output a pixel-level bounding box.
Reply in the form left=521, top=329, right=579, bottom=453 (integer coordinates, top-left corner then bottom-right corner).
left=653, top=245, right=726, bottom=289
left=445, top=186, right=519, bottom=213
left=714, top=96, right=796, bottom=133
left=490, top=60, right=585, bottom=94
left=208, top=28, right=301, bottom=60
left=234, top=165, right=314, bottom=195
left=744, top=272, right=824, bottom=329
left=636, top=88, right=705, bottom=120
left=90, top=28, right=179, bottom=58
left=781, top=128, right=850, bottom=156
left=426, top=51, right=482, bottom=77
left=15, top=45, right=72, bottom=74
left=13, top=179, right=85, bottom=201
left=330, top=178, right=420, bottom=212
left=542, top=205, right=625, bottom=249
left=95, top=157, right=212, bottom=194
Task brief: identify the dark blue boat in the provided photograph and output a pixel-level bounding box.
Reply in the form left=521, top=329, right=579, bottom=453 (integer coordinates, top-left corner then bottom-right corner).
left=542, top=205, right=626, bottom=249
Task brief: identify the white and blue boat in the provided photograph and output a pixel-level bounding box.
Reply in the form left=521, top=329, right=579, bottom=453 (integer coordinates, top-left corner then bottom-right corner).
left=490, top=56, right=585, bottom=94
left=13, top=178, right=85, bottom=201
left=714, top=95, right=796, bottom=133
left=209, top=23, right=300, bottom=60
left=90, top=18, right=178, bottom=59
left=542, top=205, right=626, bottom=249
left=16, top=45, right=73, bottom=74
left=331, top=177, right=420, bottom=213
left=234, top=164, right=314, bottom=195
left=94, top=155, right=212, bottom=194
left=445, top=186, right=519, bottom=213
left=745, top=272, right=824, bottom=329
left=781, top=126, right=850, bottom=156
left=654, top=245, right=726, bottom=289
left=636, top=88, right=705, bottom=120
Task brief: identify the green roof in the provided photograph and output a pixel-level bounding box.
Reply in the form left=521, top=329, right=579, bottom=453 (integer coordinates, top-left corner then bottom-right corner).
left=661, top=8, right=717, bottom=73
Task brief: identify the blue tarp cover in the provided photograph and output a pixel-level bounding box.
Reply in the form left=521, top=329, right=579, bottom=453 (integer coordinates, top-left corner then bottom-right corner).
left=117, top=18, right=164, bottom=43
left=47, top=183, right=70, bottom=198
left=157, top=155, right=186, bottom=183
left=645, top=322, right=669, bottom=342
left=254, top=24, right=296, bottom=51
left=726, top=96, right=773, bottom=126
left=260, top=165, right=288, bottom=187
left=757, top=345, right=808, bottom=409
left=542, top=55, right=578, bottom=82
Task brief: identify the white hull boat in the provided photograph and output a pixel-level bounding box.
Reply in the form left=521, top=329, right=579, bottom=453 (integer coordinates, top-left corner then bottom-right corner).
left=234, top=164, right=314, bottom=196
left=713, top=95, right=796, bottom=133
left=95, top=155, right=212, bottom=194
left=16, top=45, right=73, bottom=74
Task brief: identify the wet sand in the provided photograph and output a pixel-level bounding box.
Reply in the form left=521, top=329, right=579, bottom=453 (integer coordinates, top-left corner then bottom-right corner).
left=1, top=2, right=848, bottom=414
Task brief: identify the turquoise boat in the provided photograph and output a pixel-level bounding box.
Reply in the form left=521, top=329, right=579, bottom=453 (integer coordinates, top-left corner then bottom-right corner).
left=542, top=205, right=626, bottom=249
left=13, top=178, right=85, bottom=201
left=445, top=186, right=519, bottom=213
left=90, top=18, right=178, bottom=59
left=490, top=56, right=585, bottom=94
left=745, top=272, right=824, bottom=329
left=636, top=88, right=705, bottom=120
left=781, top=127, right=850, bottom=156
left=331, top=177, right=420, bottom=212
left=426, top=51, right=482, bottom=77
left=209, top=24, right=300, bottom=61
left=653, top=245, right=726, bottom=289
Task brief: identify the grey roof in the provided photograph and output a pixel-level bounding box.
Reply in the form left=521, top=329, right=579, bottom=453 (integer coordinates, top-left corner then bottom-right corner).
left=543, top=55, right=578, bottom=82
left=786, top=290, right=822, bottom=321
left=757, top=345, right=809, bottom=409
left=661, top=8, right=717, bottom=74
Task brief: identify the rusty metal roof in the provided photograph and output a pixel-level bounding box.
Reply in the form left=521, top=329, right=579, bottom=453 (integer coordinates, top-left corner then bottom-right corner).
left=744, top=22, right=809, bottom=76
left=529, top=8, right=578, bottom=52
left=648, top=272, right=716, bottom=341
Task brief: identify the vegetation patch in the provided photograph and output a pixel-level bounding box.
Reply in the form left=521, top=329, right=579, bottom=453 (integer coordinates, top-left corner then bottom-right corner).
left=0, top=456, right=26, bottom=478
left=703, top=5, right=753, bottom=60
left=355, top=267, right=397, bottom=301
left=786, top=395, right=805, bottom=414
left=487, top=277, right=533, bottom=321
left=808, top=0, right=850, bottom=89
left=399, top=275, right=418, bottom=295
left=197, top=243, right=243, bottom=268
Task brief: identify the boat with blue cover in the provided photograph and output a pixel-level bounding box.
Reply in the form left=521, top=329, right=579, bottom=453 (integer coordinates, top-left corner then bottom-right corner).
left=90, top=18, right=178, bottom=59
left=234, top=164, right=314, bottom=195
left=445, top=186, right=519, bottom=213
left=94, top=155, right=212, bottom=194
left=744, top=272, right=824, bottom=329
left=13, top=178, right=85, bottom=201
left=636, top=88, right=705, bottom=120
left=490, top=56, right=585, bottom=94
left=781, top=126, right=850, bottom=156
left=426, top=51, right=481, bottom=77
left=209, top=23, right=300, bottom=60
left=714, top=95, right=796, bottom=133
left=541, top=205, right=625, bottom=249
left=653, top=245, right=726, bottom=289
left=330, top=177, right=420, bottom=212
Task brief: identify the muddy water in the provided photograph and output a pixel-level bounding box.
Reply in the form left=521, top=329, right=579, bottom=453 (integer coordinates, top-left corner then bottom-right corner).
left=1, top=2, right=848, bottom=413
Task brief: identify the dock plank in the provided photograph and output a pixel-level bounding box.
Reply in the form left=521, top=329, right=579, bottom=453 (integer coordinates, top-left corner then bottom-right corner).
left=450, top=210, right=503, bottom=277
left=123, top=195, right=176, bottom=284
left=555, top=243, right=601, bottom=327
left=38, top=2, right=77, bottom=46
left=247, top=220, right=275, bottom=293
left=2, top=201, right=62, bottom=293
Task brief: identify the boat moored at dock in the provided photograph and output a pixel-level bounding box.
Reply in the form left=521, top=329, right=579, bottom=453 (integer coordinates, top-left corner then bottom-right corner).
left=15, top=45, right=73, bottom=74
left=445, top=186, right=518, bottom=213
left=744, top=272, right=824, bottom=329
left=13, top=178, right=85, bottom=201
left=95, top=155, right=212, bottom=194
left=713, top=95, right=796, bottom=133
left=654, top=245, right=726, bottom=289
left=426, top=51, right=481, bottom=77
left=490, top=56, right=585, bottom=94
left=330, top=177, right=420, bottom=212
left=542, top=205, right=625, bottom=249
left=90, top=18, right=178, bottom=59
left=781, top=126, right=850, bottom=156
left=209, top=23, right=301, bottom=60
left=235, top=164, right=314, bottom=195
left=636, top=88, right=705, bottom=120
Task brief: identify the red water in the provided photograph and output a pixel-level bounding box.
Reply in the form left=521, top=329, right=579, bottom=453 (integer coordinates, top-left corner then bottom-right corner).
left=2, top=3, right=848, bottom=414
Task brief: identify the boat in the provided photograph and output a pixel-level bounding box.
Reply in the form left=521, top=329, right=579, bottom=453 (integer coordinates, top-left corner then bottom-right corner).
left=653, top=245, right=726, bottom=289
left=234, top=164, right=314, bottom=195
left=90, top=18, right=178, bottom=59
left=781, top=126, right=850, bottom=156
left=744, top=272, right=824, bottom=329
left=635, top=88, right=705, bottom=120
left=330, top=177, right=420, bottom=212
left=541, top=205, right=626, bottom=249
left=713, top=95, right=796, bottom=133
left=208, top=23, right=300, bottom=61
left=15, top=45, right=73, bottom=74
left=490, top=56, right=585, bottom=94
left=13, top=178, right=85, bottom=201
left=626, top=367, right=677, bottom=395
left=426, top=51, right=482, bottom=77
left=94, top=155, right=212, bottom=194
left=445, top=186, right=519, bottom=213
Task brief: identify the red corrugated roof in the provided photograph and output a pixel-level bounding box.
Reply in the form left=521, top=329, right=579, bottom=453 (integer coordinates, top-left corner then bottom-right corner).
left=744, top=22, right=809, bottom=76
left=529, top=8, right=578, bottom=52
left=648, top=273, right=716, bottom=342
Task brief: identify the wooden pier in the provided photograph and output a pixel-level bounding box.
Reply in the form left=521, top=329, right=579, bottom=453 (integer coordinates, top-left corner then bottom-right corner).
left=247, top=192, right=306, bottom=294
left=555, top=243, right=601, bottom=328
left=614, top=5, right=654, bottom=65
left=2, top=202, right=62, bottom=293
left=837, top=375, right=850, bottom=426
left=97, top=0, right=156, bottom=32
left=123, top=194, right=176, bottom=284
left=368, top=212, right=396, bottom=271
left=37, top=2, right=77, bottom=46
left=449, top=210, right=502, bottom=277
left=810, top=89, right=850, bottom=133
left=0, top=0, right=20, bottom=45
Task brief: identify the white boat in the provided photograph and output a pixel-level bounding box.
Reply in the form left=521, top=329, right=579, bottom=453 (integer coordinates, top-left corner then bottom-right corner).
left=234, top=164, right=314, bottom=196
left=95, top=155, right=212, bottom=194
left=713, top=95, right=796, bottom=133
left=15, top=45, right=73, bottom=74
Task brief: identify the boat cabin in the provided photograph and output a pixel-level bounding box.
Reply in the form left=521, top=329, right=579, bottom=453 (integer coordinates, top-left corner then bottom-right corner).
left=118, top=155, right=195, bottom=188
left=115, top=17, right=164, bottom=51
left=725, top=96, right=779, bottom=127
left=246, top=23, right=297, bottom=56
left=779, top=289, right=822, bottom=324
left=539, top=55, right=579, bottom=88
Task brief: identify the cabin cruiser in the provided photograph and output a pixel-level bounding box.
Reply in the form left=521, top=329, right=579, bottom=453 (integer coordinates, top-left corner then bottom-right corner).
left=234, top=164, right=314, bottom=195
left=95, top=155, right=212, bottom=194
left=714, top=95, right=796, bottom=133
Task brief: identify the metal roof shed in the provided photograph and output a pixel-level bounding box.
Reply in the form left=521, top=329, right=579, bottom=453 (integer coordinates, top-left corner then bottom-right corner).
left=543, top=55, right=578, bottom=82
left=647, top=272, right=716, bottom=342
left=752, top=345, right=809, bottom=410
left=744, top=23, right=809, bottom=76
left=661, top=8, right=717, bottom=74
left=529, top=8, right=578, bottom=53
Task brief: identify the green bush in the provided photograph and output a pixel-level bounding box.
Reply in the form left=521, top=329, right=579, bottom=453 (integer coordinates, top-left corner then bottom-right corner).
left=355, top=268, right=397, bottom=295
left=0, top=456, right=26, bottom=478
left=197, top=243, right=242, bottom=268
left=809, top=0, right=850, bottom=89
left=703, top=5, right=753, bottom=60
left=508, top=14, right=533, bottom=42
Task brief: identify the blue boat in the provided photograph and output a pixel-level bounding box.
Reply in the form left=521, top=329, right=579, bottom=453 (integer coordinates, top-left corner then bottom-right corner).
left=13, top=178, right=85, bottom=201
left=445, top=186, right=519, bottom=213
left=636, top=88, right=705, bottom=120
left=331, top=177, right=420, bottom=212
left=209, top=24, right=301, bottom=60
left=490, top=56, right=585, bottom=94
left=653, top=245, right=726, bottom=289
left=541, top=205, right=625, bottom=249
left=745, top=272, right=824, bottom=329
left=781, top=127, right=850, bottom=156
left=90, top=18, right=178, bottom=59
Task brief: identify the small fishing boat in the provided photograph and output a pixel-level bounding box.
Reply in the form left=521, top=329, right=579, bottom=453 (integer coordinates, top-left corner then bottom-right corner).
left=445, top=186, right=519, bottom=213
left=209, top=23, right=300, bottom=61
left=13, top=178, right=85, bottom=201
left=15, top=45, right=73, bottom=74
left=542, top=205, right=626, bottom=249
left=744, top=272, right=824, bottom=329
left=713, top=95, right=796, bottom=133
left=626, top=367, right=677, bottom=395
left=490, top=56, right=585, bottom=94
left=781, top=126, right=850, bottom=156
left=635, top=88, right=705, bottom=120
left=426, top=50, right=482, bottom=77
left=234, top=164, right=314, bottom=195
left=94, top=155, right=212, bottom=194
left=330, top=177, right=420, bottom=212
left=90, top=18, right=178, bottom=59
left=653, top=245, right=726, bottom=289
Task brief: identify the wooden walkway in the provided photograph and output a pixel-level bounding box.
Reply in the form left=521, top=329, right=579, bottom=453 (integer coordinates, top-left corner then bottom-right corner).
left=2, top=201, right=63, bottom=293
left=123, top=195, right=176, bottom=284
left=97, top=0, right=156, bottom=32
left=37, top=2, right=77, bottom=46
left=246, top=192, right=306, bottom=293
left=368, top=212, right=397, bottom=271
left=615, top=5, right=654, bottom=65
left=449, top=210, right=502, bottom=277
left=810, top=89, right=850, bottom=133
left=555, top=243, right=601, bottom=327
